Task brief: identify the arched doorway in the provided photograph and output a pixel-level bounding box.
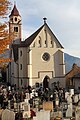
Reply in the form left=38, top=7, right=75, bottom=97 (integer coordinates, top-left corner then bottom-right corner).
left=43, top=76, right=50, bottom=90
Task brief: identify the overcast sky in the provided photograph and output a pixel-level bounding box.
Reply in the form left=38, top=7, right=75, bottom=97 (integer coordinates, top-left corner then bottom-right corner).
left=9, top=0, right=80, bottom=58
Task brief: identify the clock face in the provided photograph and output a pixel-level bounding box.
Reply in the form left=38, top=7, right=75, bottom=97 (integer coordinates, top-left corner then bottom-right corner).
left=42, top=52, right=50, bottom=61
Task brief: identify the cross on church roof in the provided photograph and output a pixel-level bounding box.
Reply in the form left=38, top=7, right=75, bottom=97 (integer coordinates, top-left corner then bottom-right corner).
left=43, top=17, right=47, bottom=24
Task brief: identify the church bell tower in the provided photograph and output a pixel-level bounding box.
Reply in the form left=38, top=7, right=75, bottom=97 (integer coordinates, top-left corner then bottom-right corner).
left=9, top=4, right=22, bottom=41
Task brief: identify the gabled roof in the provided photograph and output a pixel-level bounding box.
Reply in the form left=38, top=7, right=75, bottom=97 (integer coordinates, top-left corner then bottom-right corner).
left=20, top=23, right=64, bottom=48
left=65, top=63, right=80, bottom=79
left=9, top=4, right=20, bottom=17
left=46, top=23, right=64, bottom=48
left=20, top=24, right=44, bottom=47
left=12, top=22, right=64, bottom=61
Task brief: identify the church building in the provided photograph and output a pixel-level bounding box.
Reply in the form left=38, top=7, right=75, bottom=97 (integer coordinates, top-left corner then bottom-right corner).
left=7, top=4, right=65, bottom=89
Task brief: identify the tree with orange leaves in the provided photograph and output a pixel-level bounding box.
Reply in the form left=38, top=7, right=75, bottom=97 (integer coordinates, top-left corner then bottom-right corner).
left=0, top=0, right=14, bottom=64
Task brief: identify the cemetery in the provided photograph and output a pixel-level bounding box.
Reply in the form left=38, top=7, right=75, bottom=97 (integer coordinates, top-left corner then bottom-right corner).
left=1, top=0, right=80, bottom=120
left=0, top=83, right=79, bottom=120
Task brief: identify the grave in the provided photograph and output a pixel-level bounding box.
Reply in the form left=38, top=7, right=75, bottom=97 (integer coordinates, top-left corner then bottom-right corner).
left=20, top=102, right=30, bottom=118
left=1, top=109, right=15, bottom=120
left=73, top=94, right=79, bottom=103
left=23, top=111, right=30, bottom=118
left=69, top=89, right=74, bottom=96
left=43, top=101, right=53, bottom=111
left=25, top=93, right=30, bottom=99
left=75, top=106, right=80, bottom=120
left=35, top=110, right=50, bottom=120
left=66, top=94, right=73, bottom=118
left=66, top=106, right=72, bottom=118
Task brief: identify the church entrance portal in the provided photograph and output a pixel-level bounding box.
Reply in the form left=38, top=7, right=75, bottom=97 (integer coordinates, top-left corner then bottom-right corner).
left=43, top=76, right=50, bottom=90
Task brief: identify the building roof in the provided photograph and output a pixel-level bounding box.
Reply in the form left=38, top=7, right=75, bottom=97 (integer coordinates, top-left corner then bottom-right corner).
left=20, top=23, right=64, bottom=48
left=65, top=63, right=80, bottom=79
left=12, top=22, right=64, bottom=61
left=19, top=24, right=44, bottom=47
left=9, top=4, right=20, bottom=17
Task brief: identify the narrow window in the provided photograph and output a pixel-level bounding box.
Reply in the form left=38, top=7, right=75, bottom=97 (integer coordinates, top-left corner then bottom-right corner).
left=44, top=40, right=47, bottom=47
left=38, top=36, right=41, bottom=47
left=14, top=27, right=18, bottom=32
left=51, top=40, right=54, bottom=47
left=20, top=64, right=22, bottom=70
left=44, top=28, right=47, bottom=47
left=38, top=40, right=41, bottom=47
left=20, top=50, right=22, bottom=56
left=21, top=79, right=23, bottom=85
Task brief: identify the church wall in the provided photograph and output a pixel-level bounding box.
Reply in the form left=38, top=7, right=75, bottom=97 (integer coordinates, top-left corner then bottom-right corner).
left=19, top=47, right=27, bottom=77
left=54, top=50, right=65, bottom=77
left=28, top=26, right=65, bottom=87
left=10, top=61, right=14, bottom=85
left=32, top=72, right=53, bottom=86
left=13, top=61, right=19, bottom=87
left=6, top=63, right=11, bottom=84
left=18, top=47, right=28, bottom=87
left=31, top=47, right=54, bottom=76
left=49, top=77, right=65, bottom=89
left=74, top=78, right=80, bottom=90
left=8, top=4, right=65, bottom=89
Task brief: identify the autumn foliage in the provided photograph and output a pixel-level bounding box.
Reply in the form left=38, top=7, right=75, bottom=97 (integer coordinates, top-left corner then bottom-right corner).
left=0, top=0, right=13, bottom=64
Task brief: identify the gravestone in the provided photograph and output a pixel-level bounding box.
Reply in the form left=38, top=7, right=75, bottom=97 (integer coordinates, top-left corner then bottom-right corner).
left=23, top=104, right=30, bottom=118
left=23, top=111, right=30, bottom=118
left=24, top=98, right=29, bottom=103
left=43, top=101, right=53, bottom=111
left=65, top=92, right=69, bottom=100
left=14, top=102, right=17, bottom=111
left=20, top=102, right=25, bottom=110
left=55, top=97, right=59, bottom=106
left=79, top=94, right=80, bottom=100
left=66, top=94, right=72, bottom=118
left=34, top=98, right=39, bottom=106
left=73, top=94, right=79, bottom=103
left=33, top=116, right=37, bottom=120
left=8, top=86, right=11, bottom=91
left=66, top=94, right=72, bottom=104
left=36, top=110, right=50, bottom=120
left=1, top=109, right=15, bottom=120
left=20, top=102, right=30, bottom=118
left=66, top=106, right=72, bottom=118
left=8, top=100, right=11, bottom=109
left=69, top=89, right=74, bottom=96
left=30, top=93, right=34, bottom=98
left=25, top=93, right=30, bottom=99
left=75, top=106, right=80, bottom=120
left=52, top=111, right=62, bottom=119
left=24, top=103, right=30, bottom=111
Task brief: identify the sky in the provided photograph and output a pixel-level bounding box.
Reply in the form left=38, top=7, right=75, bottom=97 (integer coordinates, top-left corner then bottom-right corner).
left=9, top=0, right=80, bottom=58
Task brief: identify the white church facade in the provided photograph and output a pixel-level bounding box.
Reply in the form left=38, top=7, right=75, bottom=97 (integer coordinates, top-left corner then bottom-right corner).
left=7, top=4, right=65, bottom=89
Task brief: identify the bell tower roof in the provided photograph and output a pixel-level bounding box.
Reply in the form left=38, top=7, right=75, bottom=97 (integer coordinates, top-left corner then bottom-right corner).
left=9, top=4, right=20, bottom=17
